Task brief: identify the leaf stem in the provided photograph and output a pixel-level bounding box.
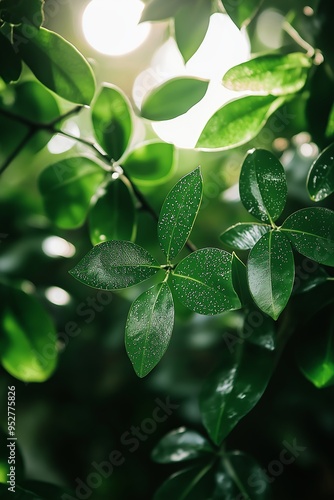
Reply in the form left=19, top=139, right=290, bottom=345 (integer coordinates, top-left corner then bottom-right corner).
left=0, top=128, right=36, bottom=175
left=282, top=20, right=315, bottom=57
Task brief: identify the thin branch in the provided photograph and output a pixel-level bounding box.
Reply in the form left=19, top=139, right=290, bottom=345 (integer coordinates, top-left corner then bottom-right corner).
left=0, top=129, right=36, bottom=175
left=46, top=105, right=85, bottom=127
left=282, top=21, right=315, bottom=57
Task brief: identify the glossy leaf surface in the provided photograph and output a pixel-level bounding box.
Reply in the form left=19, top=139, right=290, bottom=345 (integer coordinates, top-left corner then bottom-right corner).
left=307, top=142, right=334, bottom=201
left=122, top=141, right=174, bottom=185
left=174, top=0, right=211, bottom=62
left=221, top=222, right=271, bottom=250
left=69, top=241, right=160, bottom=290
left=151, top=428, right=213, bottom=463
left=125, top=283, right=174, bottom=378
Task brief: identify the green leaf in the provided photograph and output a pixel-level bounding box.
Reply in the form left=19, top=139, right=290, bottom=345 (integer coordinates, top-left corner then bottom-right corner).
left=0, top=32, right=22, bottom=82
left=158, top=167, right=202, bottom=261
left=223, top=53, right=312, bottom=96
left=247, top=231, right=294, bottom=320
left=69, top=241, right=160, bottom=290
left=92, top=84, right=133, bottom=161
left=171, top=248, right=241, bottom=315
left=215, top=452, right=271, bottom=499
left=0, top=0, right=44, bottom=27
left=200, top=342, right=274, bottom=444
left=89, top=178, right=137, bottom=245
left=15, top=26, right=96, bottom=105
left=221, top=222, right=271, bottom=250
left=325, top=103, right=334, bottom=139
left=222, top=0, right=263, bottom=28
left=122, top=141, right=175, bottom=186
left=141, top=77, right=209, bottom=121
left=125, top=283, right=174, bottom=378
left=281, top=207, right=334, bottom=267
left=140, top=0, right=183, bottom=22
left=0, top=286, right=57, bottom=382
left=239, top=149, right=288, bottom=224
left=231, top=253, right=252, bottom=307
left=154, top=464, right=215, bottom=500
left=307, top=142, right=334, bottom=201
left=174, top=0, right=211, bottom=62
left=151, top=428, right=214, bottom=463
left=196, top=95, right=286, bottom=151
left=39, top=157, right=105, bottom=229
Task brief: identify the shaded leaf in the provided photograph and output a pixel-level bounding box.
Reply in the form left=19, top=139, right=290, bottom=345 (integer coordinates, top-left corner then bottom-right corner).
left=196, top=95, right=285, bottom=151
left=140, top=0, right=183, bottom=22
left=15, top=26, right=95, bottom=105
left=152, top=428, right=214, bottom=463
left=174, top=0, right=211, bottom=62
left=326, top=103, right=334, bottom=139
left=231, top=253, right=252, bottom=307
left=158, top=167, right=202, bottom=261
left=307, top=142, right=334, bottom=201
left=222, top=0, right=263, bottom=28
left=22, top=481, right=74, bottom=500
left=0, top=0, right=44, bottom=27
left=39, top=157, right=105, bottom=229
left=221, top=222, right=271, bottom=250
left=154, top=464, right=215, bottom=500
left=89, top=178, right=137, bottom=245
left=141, top=77, right=209, bottom=121
left=122, top=141, right=174, bottom=185
left=281, top=207, right=334, bottom=267
left=171, top=248, right=241, bottom=315
left=239, top=148, right=287, bottom=224
left=69, top=241, right=160, bottom=290
left=0, top=484, right=44, bottom=499
left=0, top=32, right=22, bottom=82
left=223, top=52, right=311, bottom=96
left=125, top=283, right=174, bottom=378
left=247, top=231, right=294, bottom=320
left=92, top=84, right=133, bottom=161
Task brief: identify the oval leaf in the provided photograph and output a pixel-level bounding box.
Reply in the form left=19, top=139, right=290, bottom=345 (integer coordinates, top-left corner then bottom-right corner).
left=221, top=222, right=271, bottom=250
left=140, top=0, right=182, bottom=22
left=151, top=428, right=213, bottom=463
left=158, top=167, right=202, bottom=261
left=281, top=207, right=334, bottom=267
left=174, top=0, right=211, bottom=62
left=122, top=141, right=174, bottom=185
left=15, top=26, right=96, bottom=105
left=125, top=282, right=174, bottom=378
left=196, top=95, right=286, bottom=151
left=223, top=0, right=263, bottom=28
left=0, top=286, right=57, bottom=382
left=89, top=178, right=137, bottom=245
left=200, top=342, right=274, bottom=444
left=307, top=142, right=334, bottom=201
left=141, top=77, right=209, bottom=121
left=69, top=241, right=160, bottom=290
left=171, top=248, right=241, bottom=315
left=248, top=231, right=294, bottom=320
left=92, top=84, right=133, bottom=161
left=154, top=464, right=215, bottom=500
left=39, top=157, right=105, bottom=229
left=223, top=52, right=312, bottom=96
left=0, top=0, right=44, bottom=26
left=0, top=32, right=22, bottom=82
left=240, top=149, right=287, bottom=224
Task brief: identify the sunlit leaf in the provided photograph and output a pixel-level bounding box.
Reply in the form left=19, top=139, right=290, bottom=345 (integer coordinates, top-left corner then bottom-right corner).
left=282, top=207, right=334, bottom=266
left=307, top=142, right=334, bottom=201
left=69, top=241, right=160, bottom=290
left=125, top=283, right=174, bottom=378
left=15, top=26, right=96, bottom=104
left=222, top=0, right=263, bottom=28
left=196, top=95, right=286, bottom=151
left=174, top=0, right=211, bottom=62
left=140, top=0, right=182, bottom=22
left=223, top=53, right=311, bottom=96
left=221, top=222, right=271, bottom=250
left=154, top=464, right=215, bottom=500
left=0, top=32, right=22, bottom=83
left=141, top=77, right=209, bottom=121
left=158, top=167, right=202, bottom=261
left=248, top=231, right=294, bottom=320
left=122, top=141, right=174, bottom=185
left=0, top=0, right=44, bottom=27
left=92, top=84, right=133, bottom=161
left=151, top=428, right=214, bottom=463
left=39, top=157, right=105, bottom=229
left=171, top=248, right=241, bottom=315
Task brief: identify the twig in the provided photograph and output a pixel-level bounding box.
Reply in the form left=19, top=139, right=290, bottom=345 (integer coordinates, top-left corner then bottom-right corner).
left=0, top=129, right=36, bottom=175
left=282, top=21, right=315, bottom=57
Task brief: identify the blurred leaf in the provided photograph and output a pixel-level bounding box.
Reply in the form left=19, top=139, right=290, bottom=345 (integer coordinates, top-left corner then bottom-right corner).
left=141, top=77, right=209, bottom=121
left=140, top=0, right=183, bottom=22
left=171, top=248, right=241, bottom=315
left=282, top=207, right=334, bottom=266
left=221, top=222, right=271, bottom=250
left=316, top=0, right=334, bottom=76
left=0, top=286, right=57, bottom=382
left=222, top=0, right=263, bottom=28
left=243, top=308, right=276, bottom=351
left=0, top=0, right=44, bottom=26
left=122, top=141, right=174, bottom=185
left=200, top=342, right=274, bottom=444
left=158, top=167, right=202, bottom=261
left=0, top=429, right=24, bottom=485
left=326, top=103, right=334, bottom=139
left=239, top=149, right=287, bottom=224
left=151, top=428, right=214, bottom=463
left=306, top=64, right=334, bottom=146
left=196, top=95, right=285, bottom=151
left=248, top=231, right=294, bottom=320
left=223, top=53, right=311, bottom=96
left=0, top=32, right=22, bottom=82
left=125, top=282, right=174, bottom=378
left=154, top=464, right=215, bottom=500
left=22, top=480, right=74, bottom=500
left=174, top=0, right=211, bottom=62
left=89, top=178, right=137, bottom=245
left=15, top=26, right=96, bottom=104
left=0, top=484, right=44, bottom=498
left=69, top=241, right=160, bottom=290
left=307, top=142, right=334, bottom=201
left=39, top=157, right=105, bottom=229
left=92, top=84, right=133, bottom=161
